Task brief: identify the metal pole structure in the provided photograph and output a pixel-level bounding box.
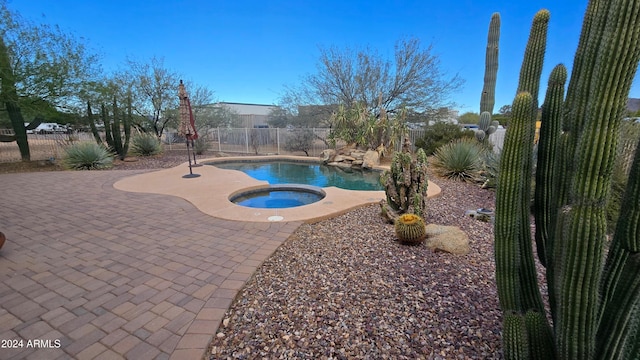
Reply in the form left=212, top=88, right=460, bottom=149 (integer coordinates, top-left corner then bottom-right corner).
left=190, top=138, right=202, bottom=167
left=182, top=134, right=200, bottom=178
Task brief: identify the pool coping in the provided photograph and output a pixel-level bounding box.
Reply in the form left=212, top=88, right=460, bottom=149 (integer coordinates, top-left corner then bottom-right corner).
left=114, top=155, right=441, bottom=223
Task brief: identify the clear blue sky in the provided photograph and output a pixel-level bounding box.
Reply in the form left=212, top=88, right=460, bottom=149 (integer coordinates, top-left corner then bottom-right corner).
left=9, top=0, right=640, bottom=114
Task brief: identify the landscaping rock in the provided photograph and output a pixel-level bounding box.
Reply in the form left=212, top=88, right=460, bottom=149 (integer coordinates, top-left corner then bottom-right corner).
left=424, top=224, right=470, bottom=255
left=320, top=149, right=336, bottom=164
left=350, top=150, right=366, bottom=160
left=330, top=161, right=353, bottom=171
left=362, top=150, right=380, bottom=169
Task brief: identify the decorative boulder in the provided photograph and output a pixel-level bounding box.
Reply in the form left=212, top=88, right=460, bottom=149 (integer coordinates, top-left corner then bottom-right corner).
left=424, top=224, right=470, bottom=255
left=362, top=150, right=380, bottom=169
left=350, top=150, right=366, bottom=160
left=320, top=149, right=336, bottom=164
left=333, top=154, right=347, bottom=163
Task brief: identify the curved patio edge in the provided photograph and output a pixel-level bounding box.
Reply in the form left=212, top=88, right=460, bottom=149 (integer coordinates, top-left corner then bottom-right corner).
left=113, top=155, right=442, bottom=223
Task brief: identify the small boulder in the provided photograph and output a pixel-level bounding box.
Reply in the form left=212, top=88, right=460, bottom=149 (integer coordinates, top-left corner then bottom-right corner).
left=333, top=154, right=347, bottom=163
left=424, top=224, right=470, bottom=255
left=334, top=162, right=353, bottom=171
left=362, top=150, right=380, bottom=169
left=351, top=150, right=366, bottom=160
left=320, top=149, right=336, bottom=164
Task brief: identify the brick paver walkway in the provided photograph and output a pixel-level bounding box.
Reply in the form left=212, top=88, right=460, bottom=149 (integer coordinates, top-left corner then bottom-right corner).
left=0, top=170, right=301, bottom=360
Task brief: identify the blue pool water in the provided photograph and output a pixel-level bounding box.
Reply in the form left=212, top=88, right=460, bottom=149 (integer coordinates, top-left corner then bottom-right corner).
left=231, top=187, right=325, bottom=208
left=211, top=161, right=383, bottom=191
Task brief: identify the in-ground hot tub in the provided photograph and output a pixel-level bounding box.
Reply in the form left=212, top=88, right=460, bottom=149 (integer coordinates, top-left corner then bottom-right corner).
left=229, top=184, right=326, bottom=209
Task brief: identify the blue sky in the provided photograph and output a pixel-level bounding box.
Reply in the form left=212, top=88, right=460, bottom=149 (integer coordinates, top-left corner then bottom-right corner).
left=9, top=0, right=640, bottom=114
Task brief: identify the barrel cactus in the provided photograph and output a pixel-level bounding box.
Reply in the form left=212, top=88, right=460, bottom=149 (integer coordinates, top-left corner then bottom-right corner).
left=394, top=213, right=426, bottom=244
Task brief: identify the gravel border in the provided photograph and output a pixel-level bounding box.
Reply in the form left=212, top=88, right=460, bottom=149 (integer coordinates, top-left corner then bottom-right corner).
left=209, top=172, right=503, bottom=359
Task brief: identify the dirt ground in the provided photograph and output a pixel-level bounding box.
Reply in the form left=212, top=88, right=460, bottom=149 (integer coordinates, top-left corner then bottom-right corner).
left=0, top=150, right=193, bottom=174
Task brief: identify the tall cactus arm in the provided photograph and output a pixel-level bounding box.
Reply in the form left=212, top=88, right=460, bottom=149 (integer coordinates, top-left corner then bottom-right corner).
left=598, top=137, right=640, bottom=359
left=534, top=64, right=568, bottom=265
left=556, top=0, right=640, bottom=357
left=111, top=96, right=124, bottom=160
left=595, top=253, right=640, bottom=360
left=514, top=9, right=549, bottom=315
left=0, top=134, right=16, bottom=142
left=102, top=103, right=113, bottom=149
left=516, top=9, right=550, bottom=109
left=503, top=311, right=530, bottom=360
left=495, top=92, right=533, bottom=312
left=124, top=94, right=132, bottom=157
left=0, top=35, right=29, bottom=161
left=87, top=102, right=102, bottom=145
left=525, top=310, right=556, bottom=360
left=533, top=65, right=567, bottom=324
left=560, top=0, right=611, bottom=210
left=24, top=118, right=43, bottom=131
left=480, top=12, right=500, bottom=114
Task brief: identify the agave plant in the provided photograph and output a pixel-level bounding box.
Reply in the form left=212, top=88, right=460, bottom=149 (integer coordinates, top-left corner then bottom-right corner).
left=63, top=142, right=113, bottom=170
left=431, top=138, right=485, bottom=182
left=130, top=133, right=162, bottom=156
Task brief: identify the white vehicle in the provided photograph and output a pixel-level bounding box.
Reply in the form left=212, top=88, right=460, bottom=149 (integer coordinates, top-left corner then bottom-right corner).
left=34, top=123, right=67, bottom=134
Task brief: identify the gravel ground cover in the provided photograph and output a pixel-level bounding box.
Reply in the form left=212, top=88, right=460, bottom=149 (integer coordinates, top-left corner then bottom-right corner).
left=1, top=151, right=511, bottom=359
left=209, top=172, right=504, bottom=360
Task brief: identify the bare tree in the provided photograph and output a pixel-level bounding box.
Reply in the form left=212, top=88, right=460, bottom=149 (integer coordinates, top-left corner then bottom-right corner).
left=280, top=38, right=463, bottom=121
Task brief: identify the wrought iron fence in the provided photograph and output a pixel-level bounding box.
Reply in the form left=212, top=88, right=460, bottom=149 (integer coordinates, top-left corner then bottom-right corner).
left=0, top=126, right=509, bottom=163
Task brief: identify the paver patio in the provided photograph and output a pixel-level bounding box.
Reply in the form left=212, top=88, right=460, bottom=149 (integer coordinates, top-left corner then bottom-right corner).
left=0, top=170, right=301, bottom=359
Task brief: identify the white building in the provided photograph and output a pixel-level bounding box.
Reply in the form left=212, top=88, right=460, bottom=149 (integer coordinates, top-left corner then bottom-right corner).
left=214, top=102, right=278, bottom=128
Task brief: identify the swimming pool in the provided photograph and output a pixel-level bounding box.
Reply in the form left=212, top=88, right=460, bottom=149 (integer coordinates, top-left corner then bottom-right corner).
left=210, top=160, right=383, bottom=191
left=229, top=184, right=326, bottom=208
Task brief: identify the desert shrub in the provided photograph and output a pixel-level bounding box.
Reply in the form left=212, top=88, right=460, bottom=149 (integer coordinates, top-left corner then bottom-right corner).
left=431, top=138, right=484, bottom=182
left=415, top=122, right=474, bottom=155
left=131, top=133, right=162, bottom=156
left=194, top=137, right=211, bottom=155
left=63, top=142, right=113, bottom=170
left=285, top=129, right=314, bottom=156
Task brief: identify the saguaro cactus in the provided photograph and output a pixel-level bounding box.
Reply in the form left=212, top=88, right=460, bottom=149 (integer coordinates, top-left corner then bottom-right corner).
left=480, top=12, right=500, bottom=115
left=477, top=13, right=501, bottom=143
left=0, top=36, right=30, bottom=160
left=101, top=96, right=131, bottom=161
left=494, top=1, right=640, bottom=359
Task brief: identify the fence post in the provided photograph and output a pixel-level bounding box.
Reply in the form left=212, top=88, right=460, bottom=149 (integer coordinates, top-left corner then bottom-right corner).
left=276, top=128, right=280, bottom=154
left=217, top=127, right=221, bottom=152
left=245, top=127, right=249, bottom=154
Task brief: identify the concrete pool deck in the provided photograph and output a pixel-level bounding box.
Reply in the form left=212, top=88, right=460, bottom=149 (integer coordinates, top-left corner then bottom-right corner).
left=0, top=157, right=442, bottom=359
left=114, top=155, right=441, bottom=223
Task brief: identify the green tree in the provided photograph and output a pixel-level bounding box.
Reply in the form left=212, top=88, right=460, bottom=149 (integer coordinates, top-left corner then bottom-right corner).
left=195, top=103, right=241, bottom=130
left=114, top=57, right=214, bottom=138
left=0, top=1, right=100, bottom=160
left=458, top=111, right=480, bottom=124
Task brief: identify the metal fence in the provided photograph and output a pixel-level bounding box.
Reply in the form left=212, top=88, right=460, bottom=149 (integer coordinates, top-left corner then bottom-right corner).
left=0, top=130, right=97, bottom=163
left=0, top=126, right=510, bottom=163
